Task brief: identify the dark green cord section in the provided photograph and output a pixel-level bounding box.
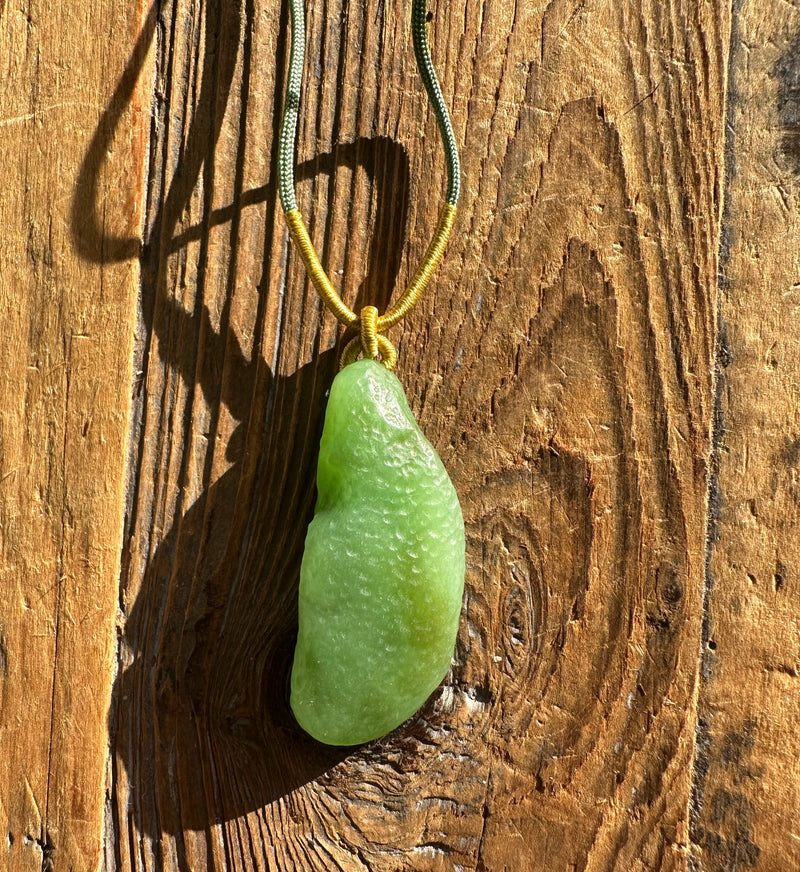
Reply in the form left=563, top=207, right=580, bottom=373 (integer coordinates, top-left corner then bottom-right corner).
left=410, top=0, right=461, bottom=206
left=278, top=0, right=461, bottom=213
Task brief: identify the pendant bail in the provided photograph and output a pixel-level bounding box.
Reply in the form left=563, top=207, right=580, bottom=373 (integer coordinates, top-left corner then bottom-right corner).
left=340, top=306, right=398, bottom=371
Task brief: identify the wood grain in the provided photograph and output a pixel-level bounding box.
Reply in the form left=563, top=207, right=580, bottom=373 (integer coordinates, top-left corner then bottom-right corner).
left=0, top=0, right=151, bottom=869
left=86, top=0, right=732, bottom=869
left=691, top=3, right=800, bottom=870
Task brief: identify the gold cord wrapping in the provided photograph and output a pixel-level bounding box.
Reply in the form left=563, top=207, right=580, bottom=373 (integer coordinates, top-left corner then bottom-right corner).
left=377, top=203, right=456, bottom=330
left=284, top=209, right=357, bottom=327
left=360, top=306, right=379, bottom=359
left=284, top=204, right=457, bottom=370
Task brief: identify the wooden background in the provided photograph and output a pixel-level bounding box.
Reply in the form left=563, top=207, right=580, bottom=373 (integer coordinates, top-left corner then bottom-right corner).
left=2, top=0, right=799, bottom=869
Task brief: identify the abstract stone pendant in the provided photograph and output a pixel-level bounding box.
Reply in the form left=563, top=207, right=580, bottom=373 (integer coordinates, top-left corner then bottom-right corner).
left=290, top=359, right=465, bottom=745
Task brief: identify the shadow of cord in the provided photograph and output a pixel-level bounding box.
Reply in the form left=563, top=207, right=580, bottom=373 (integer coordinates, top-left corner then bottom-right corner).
left=71, top=0, right=413, bottom=843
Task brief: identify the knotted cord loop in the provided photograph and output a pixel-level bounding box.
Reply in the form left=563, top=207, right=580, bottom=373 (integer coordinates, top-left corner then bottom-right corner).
left=339, top=306, right=398, bottom=370
left=340, top=332, right=397, bottom=371
left=279, top=0, right=460, bottom=370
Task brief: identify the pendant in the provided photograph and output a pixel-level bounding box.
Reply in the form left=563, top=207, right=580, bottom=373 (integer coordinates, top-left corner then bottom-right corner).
left=290, top=359, right=465, bottom=745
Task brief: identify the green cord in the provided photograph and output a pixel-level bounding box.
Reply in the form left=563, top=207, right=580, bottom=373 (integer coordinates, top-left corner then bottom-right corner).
left=277, top=0, right=305, bottom=212
left=278, top=0, right=461, bottom=213
left=410, top=0, right=460, bottom=205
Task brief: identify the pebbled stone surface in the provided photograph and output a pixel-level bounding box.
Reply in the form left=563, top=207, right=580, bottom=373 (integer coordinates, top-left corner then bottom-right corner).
left=290, top=359, right=465, bottom=745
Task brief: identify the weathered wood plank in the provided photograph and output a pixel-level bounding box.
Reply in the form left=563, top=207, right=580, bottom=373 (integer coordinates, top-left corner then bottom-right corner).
left=691, top=3, right=800, bottom=870
left=0, top=0, right=150, bottom=869
left=103, top=0, right=729, bottom=869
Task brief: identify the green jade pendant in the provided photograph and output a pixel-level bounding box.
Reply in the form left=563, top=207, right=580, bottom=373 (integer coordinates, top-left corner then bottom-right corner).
left=290, top=359, right=465, bottom=745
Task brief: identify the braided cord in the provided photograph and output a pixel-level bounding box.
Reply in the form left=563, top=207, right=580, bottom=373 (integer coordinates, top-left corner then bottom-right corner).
left=277, top=0, right=304, bottom=212
left=410, top=0, right=460, bottom=206
left=279, top=0, right=460, bottom=368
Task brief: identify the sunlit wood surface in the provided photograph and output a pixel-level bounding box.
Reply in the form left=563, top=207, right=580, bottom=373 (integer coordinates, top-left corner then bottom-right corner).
left=3, top=0, right=797, bottom=870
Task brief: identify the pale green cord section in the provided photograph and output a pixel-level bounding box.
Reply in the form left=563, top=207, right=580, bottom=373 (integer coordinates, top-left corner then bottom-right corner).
left=277, top=0, right=304, bottom=212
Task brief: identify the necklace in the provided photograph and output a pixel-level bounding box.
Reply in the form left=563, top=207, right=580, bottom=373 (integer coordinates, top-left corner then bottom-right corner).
left=278, top=0, right=465, bottom=746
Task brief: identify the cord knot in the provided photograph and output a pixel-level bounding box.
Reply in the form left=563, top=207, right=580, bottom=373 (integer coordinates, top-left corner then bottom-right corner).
left=340, top=306, right=398, bottom=370
left=360, top=305, right=379, bottom=359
